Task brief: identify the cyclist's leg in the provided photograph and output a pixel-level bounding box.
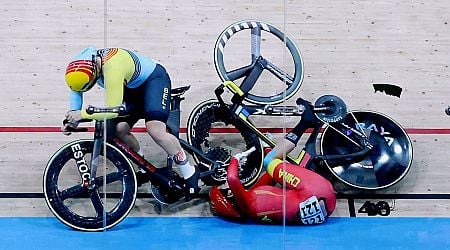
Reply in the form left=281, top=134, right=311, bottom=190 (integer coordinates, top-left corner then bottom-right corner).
left=263, top=133, right=298, bottom=170
left=142, top=64, right=199, bottom=197
left=141, top=64, right=185, bottom=160
left=263, top=100, right=319, bottom=169
left=116, top=122, right=141, bottom=153
left=114, top=87, right=143, bottom=155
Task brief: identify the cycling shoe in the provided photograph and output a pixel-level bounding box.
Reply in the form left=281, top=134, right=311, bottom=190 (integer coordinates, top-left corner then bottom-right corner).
left=184, top=167, right=201, bottom=201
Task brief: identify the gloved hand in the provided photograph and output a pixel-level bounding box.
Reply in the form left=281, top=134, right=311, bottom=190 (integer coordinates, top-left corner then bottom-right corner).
left=233, top=152, right=248, bottom=166
left=65, top=110, right=82, bottom=124
left=61, top=122, right=79, bottom=135
left=233, top=147, right=256, bottom=166
left=61, top=110, right=82, bottom=135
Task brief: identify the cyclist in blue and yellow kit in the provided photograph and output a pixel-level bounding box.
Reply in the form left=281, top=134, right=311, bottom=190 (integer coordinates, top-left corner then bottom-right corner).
left=62, top=46, right=200, bottom=200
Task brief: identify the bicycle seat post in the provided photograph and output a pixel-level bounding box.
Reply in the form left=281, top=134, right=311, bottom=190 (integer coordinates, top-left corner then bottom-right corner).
left=167, top=90, right=184, bottom=138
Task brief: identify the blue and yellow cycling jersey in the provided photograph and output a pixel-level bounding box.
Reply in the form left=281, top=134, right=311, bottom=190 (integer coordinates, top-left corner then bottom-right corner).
left=69, top=48, right=157, bottom=120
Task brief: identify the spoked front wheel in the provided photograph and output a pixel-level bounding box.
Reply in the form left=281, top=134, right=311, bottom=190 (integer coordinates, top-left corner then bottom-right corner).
left=320, top=111, right=413, bottom=190
left=43, top=139, right=137, bottom=231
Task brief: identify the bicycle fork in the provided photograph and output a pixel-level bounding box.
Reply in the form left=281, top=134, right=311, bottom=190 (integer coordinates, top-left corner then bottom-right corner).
left=85, top=121, right=104, bottom=189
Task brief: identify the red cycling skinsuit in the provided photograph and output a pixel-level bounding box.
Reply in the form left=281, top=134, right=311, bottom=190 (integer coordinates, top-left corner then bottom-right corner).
left=211, top=157, right=336, bottom=225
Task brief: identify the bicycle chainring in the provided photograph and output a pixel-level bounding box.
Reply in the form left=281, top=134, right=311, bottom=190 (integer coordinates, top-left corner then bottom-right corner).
left=150, top=172, right=184, bottom=205
left=203, top=147, right=231, bottom=183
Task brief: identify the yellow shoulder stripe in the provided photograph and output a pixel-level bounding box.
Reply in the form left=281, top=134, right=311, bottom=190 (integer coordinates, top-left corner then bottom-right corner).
left=266, top=159, right=283, bottom=177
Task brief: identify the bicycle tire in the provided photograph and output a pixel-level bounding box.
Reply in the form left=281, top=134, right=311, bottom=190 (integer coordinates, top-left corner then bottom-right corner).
left=320, top=111, right=413, bottom=190
left=186, top=99, right=264, bottom=187
left=43, top=139, right=137, bottom=231
left=214, top=19, right=304, bottom=105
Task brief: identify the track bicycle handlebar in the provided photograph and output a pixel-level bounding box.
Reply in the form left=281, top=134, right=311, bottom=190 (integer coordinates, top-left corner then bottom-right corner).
left=62, top=105, right=126, bottom=133
left=62, top=119, right=91, bottom=133
left=313, top=105, right=334, bottom=114
left=85, top=105, right=127, bottom=115
left=296, top=97, right=335, bottom=114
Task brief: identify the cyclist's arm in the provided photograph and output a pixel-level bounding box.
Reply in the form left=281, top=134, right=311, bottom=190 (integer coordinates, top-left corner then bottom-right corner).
left=79, top=75, right=123, bottom=120
left=263, top=139, right=296, bottom=170
left=250, top=172, right=273, bottom=189
left=66, top=86, right=118, bottom=121
left=79, top=56, right=129, bottom=120
left=227, top=158, right=251, bottom=212
left=69, top=90, right=83, bottom=110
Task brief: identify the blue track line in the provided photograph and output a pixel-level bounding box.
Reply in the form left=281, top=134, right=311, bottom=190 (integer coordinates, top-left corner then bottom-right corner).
left=1, top=217, right=450, bottom=250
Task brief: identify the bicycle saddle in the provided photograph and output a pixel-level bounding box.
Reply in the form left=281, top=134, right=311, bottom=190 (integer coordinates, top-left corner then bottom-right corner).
left=171, top=85, right=191, bottom=97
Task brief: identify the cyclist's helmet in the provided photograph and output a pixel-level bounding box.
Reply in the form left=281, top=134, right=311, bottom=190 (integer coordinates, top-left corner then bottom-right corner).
left=209, top=186, right=245, bottom=221
left=65, top=46, right=98, bottom=92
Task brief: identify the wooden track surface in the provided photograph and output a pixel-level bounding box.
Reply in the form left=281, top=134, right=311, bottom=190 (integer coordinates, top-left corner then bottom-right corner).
left=1, top=0, right=449, bottom=217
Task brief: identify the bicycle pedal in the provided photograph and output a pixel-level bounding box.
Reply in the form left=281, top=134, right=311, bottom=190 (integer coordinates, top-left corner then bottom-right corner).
left=150, top=184, right=183, bottom=205
left=136, top=170, right=151, bottom=187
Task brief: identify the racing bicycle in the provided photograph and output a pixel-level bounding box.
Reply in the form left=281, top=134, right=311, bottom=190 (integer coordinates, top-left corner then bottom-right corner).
left=186, top=82, right=413, bottom=191
left=43, top=86, right=262, bottom=231
left=186, top=20, right=413, bottom=191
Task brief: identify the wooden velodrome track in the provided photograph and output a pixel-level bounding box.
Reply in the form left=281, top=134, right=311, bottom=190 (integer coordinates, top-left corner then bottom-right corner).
left=1, top=0, right=449, bottom=219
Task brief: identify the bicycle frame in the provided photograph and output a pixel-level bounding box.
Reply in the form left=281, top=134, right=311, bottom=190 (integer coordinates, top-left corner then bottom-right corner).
left=212, top=81, right=371, bottom=171
left=45, top=85, right=255, bottom=232
left=79, top=118, right=180, bottom=193
left=83, top=86, right=231, bottom=192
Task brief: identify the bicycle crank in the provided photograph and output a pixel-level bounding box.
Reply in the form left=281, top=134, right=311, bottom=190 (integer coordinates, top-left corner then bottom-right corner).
left=205, top=147, right=231, bottom=182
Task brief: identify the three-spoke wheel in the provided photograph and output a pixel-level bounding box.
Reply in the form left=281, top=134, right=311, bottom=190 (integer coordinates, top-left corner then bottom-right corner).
left=43, top=139, right=137, bottom=231
left=214, top=19, right=304, bottom=105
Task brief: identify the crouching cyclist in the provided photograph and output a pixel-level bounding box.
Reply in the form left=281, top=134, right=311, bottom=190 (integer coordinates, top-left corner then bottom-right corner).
left=210, top=147, right=336, bottom=225
left=62, top=46, right=199, bottom=200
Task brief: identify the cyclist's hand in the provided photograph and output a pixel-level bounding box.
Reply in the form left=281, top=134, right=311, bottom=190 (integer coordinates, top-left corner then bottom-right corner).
left=61, top=121, right=79, bottom=135
left=233, top=147, right=256, bottom=166
left=233, top=153, right=248, bottom=166
left=61, top=110, right=82, bottom=135
left=65, top=110, right=82, bottom=124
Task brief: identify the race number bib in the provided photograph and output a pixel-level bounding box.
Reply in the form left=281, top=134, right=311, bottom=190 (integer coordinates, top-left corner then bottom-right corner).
left=299, top=196, right=326, bottom=225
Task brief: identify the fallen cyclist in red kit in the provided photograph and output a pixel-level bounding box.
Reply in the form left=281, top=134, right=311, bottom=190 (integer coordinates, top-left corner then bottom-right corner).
left=209, top=147, right=336, bottom=225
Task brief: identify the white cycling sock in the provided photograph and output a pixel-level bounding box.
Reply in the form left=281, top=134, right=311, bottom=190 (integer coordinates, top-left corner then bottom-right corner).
left=173, top=150, right=195, bottom=179
left=179, top=163, right=195, bottom=179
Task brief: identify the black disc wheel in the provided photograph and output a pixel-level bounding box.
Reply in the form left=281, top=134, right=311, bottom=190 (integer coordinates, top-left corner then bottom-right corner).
left=320, top=111, right=413, bottom=190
